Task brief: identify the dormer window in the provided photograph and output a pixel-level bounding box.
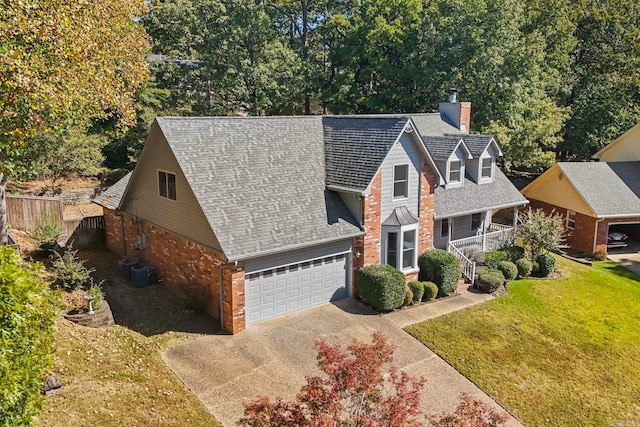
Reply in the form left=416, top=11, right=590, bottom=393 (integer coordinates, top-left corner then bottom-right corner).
left=393, top=164, right=408, bottom=199
left=481, top=157, right=493, bottom=179
left=449, top=160, right=461, bottom=183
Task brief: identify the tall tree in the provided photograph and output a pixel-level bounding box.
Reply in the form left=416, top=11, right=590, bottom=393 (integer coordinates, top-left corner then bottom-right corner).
left=560, top=0, right=640, bottom=159
left=0, top=0, right=150, bottom=243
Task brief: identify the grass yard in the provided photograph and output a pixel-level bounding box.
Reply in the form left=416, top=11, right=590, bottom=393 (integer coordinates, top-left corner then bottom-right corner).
left=407, top=257, right=640, bottom=426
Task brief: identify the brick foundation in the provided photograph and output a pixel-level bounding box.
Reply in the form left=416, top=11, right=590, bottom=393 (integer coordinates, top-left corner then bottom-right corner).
left=103, top=209, right=245, bottom=334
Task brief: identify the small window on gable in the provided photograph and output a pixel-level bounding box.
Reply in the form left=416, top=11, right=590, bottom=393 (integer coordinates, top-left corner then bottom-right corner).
left=393, top=164, right=408, bottom=199
left=481, top=157, right=492, bottom=179
left=158, top=171, right=177, bottom=201
left=449, top=160, right=461, bottom=183
left=566, top=210, right=576, bottom=229
left=441, top=219, right=449, bottom=238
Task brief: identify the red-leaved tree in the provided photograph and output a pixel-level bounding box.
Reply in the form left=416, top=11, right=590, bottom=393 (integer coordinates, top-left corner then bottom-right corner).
left=238, top=332, right=509, bottom=427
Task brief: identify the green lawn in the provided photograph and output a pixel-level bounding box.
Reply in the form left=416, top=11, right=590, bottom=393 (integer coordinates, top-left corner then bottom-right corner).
left=406, top=257, right=640, bottom=426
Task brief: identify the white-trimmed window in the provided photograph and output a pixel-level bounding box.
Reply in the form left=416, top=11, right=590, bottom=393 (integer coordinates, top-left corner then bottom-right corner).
left=566, top=210, right=576, bottom=229
left=481, top=157, right=493, bottom=179
left=441, top=219, right=449, bottom=238
left=393, top=164, right=408, bottom=199
left=158, top=170, right=177, bottom=200
left=449, top=160, right=462, bottom=183
left=384, top=226, right=418, bottom=271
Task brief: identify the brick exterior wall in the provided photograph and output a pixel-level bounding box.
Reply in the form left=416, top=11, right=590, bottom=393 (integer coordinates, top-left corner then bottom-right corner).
left=418, top=160, right=436, bottom=254
left=460, top=103, right=471, bottom=133
left=103, top=209, right=245, bottom=334
left=362, top=172, right=382, bottom=266
left=527, top=199, right=640, bottom=255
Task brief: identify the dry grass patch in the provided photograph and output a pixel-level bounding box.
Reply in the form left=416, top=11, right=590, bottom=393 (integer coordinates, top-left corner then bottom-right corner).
left=407, top=256, right=640, bottom=426
left=38, top=319, right=220, bottom=427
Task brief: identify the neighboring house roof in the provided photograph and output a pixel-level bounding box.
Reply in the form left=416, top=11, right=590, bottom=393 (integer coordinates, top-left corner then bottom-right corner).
left=154, top=117, right=363, bottom=261
left=434, top=169, right=529, bottom=219
left=423, top=135, right=472, bottom=160
left=557, top=162, right=640, bottom=217
left=592, top=123, right=640, bottom=162
left=93, top=172, right=132, bottom=210
left=323, top=116, right=411, bottom=191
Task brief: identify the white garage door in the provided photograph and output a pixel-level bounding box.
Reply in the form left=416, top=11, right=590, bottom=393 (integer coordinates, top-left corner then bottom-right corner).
left=245, top=253, right=348, bottom=325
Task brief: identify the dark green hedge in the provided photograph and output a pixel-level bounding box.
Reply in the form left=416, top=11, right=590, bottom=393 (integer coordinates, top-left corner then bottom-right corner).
left=0, top=247, right=58, bottom=426
left=514, top=258, right=533, bottom=278
left=497, top=261, right=518, bottom=281
left=536, top=253, right=556, bottom=277
left=418, top=249, right=461, bottom=297
left=358, top=265, right=405, bottom=311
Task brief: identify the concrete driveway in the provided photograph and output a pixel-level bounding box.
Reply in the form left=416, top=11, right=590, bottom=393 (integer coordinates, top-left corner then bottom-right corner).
left=164, top=298, right=522, bottom=426
left=607, top=240, right=640, bottom=276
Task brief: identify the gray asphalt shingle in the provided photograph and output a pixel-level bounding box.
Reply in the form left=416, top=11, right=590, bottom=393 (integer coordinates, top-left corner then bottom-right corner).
left=434, top=169, right=528, bottom=219
left=447, top=134, right=495, bottom=157
left=559, top=162, right=640, bottom=217
left=93, top=172, right=131, bottom=210
left=157, top=116, right=363, bottom=261
left=323, top=116, right=409, bottom=191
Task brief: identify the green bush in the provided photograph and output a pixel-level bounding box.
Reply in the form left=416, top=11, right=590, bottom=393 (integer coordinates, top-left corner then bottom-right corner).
left=358, top=265, right=405, bottom=311
left=483, top=250, right=507, bottom=268
left=475, top=265, right=490, bottom=277
left=505, top=246, right=526, bottom=262
left=497, top=261, right=518, bottom=281
left=477, top=269, right=505, bottom=293
left=31, top=213, right=62, bottom=253
left=593, top=249, right=607, bottom=261
left=418, top=249, right=461, bottom=297
left=88, top=282, right=105, bottom=310
left=403, top=288, right=413, bottom=306
left=514, top=258, right=533, bottom=278
left=52, top=249, right=94, bottom=290
left=408, top=281, right=425, bottom=302
left=536, top=253, right=556, bottom=277
left=422, top=281, right=438, bottom=301
left=0, top=246, right=57, bottom=426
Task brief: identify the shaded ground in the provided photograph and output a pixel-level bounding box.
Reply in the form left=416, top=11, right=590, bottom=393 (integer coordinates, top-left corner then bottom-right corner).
left=79, top=249, right=220, bottom=337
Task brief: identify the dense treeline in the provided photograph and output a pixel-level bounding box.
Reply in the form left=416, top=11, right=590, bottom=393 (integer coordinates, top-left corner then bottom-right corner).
left=126, top=0, right=640, bottom=172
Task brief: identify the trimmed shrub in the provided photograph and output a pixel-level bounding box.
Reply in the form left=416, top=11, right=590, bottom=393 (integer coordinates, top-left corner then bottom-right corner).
left=536, top=253, right=556, bottom=277
left=514, top=258, right=533, bottom=278
left=422, top=282, right=438, bottom=301
left=483, top=250, right=507, bottom=268
left=477, top=269, right=505, bottom=293
left=475, top=265, right=490, bottom=277
left=403, top=288, right=413, bottom=306
left=358, top=265, right=406, bottom=311
left=505, top=246, right=525, bottom=262
left=408, top=281, right=425, bottom=302
left=0, top=247, right=58, bottom=425
left=497, top=261, right=518, bottom=281
left=593, top=249, right=607, bottom=261
left=418, top=249, right=461, bottom=297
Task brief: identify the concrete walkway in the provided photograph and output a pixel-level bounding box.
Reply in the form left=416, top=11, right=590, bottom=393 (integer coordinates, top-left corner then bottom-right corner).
left=384, top=284, right=495, bottom=328
left=164, top=289, right=522, bottom=427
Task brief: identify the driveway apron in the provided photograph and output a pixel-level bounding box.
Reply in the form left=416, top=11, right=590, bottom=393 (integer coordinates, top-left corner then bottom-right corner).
left=163, top=297, right=522, bottom=426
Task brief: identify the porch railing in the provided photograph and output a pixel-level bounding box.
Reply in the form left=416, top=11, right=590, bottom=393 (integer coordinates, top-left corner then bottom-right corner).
left=446, top=224, right=517, bottom=282
left=448, top=242, right=476, bottom=282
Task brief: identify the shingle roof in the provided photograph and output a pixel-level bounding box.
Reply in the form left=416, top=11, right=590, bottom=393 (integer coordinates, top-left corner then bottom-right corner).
left=434, top=169, right=528, bottom=219
left=92, top=172, right=131, bottom=210
left=559, top=161, right=640, bottom=217
left=447, top=134, right=496, bottom=157
left=409, top=113, right=462, bottom=137
left=423, top=135, right=468, bottom=160
left=323, top=116, right=409, bottom=191
left=382, top=206, right=419, bottom=226
left=155, top=117, right=363, bottom=261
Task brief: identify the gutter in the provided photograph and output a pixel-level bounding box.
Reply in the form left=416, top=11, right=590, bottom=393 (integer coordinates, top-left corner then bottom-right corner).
left=226, top=231, right=365, bottom=263
left=434, top=201, right=530, bottom=221
left=326, top=185, right=365, bottom=196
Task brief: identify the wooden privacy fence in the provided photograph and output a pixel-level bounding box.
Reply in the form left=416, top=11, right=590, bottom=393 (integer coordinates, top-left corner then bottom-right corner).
left=6, top=195, right=105, bottom=249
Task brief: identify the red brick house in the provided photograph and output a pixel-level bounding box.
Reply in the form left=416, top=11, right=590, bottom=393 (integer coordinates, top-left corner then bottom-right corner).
left=94, top=98, right=526, bottom=334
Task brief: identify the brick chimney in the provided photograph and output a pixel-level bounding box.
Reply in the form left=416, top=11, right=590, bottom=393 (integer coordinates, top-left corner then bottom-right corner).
left=439, top=88, right=471, bottom=133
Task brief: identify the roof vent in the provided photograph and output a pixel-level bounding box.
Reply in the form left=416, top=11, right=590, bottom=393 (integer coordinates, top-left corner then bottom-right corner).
left=448, top=88, right=458, bottom=103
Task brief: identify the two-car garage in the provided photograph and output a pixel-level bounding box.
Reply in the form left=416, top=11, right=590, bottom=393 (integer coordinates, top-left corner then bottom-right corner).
left=243, top=241, right=352, bottom=326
